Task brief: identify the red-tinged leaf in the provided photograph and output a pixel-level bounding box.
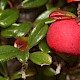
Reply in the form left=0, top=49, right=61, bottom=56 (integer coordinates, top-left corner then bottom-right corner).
left=49, top=10, right=76, bottom=20
left=14, top=37, right=29, bottom=51
left=67, top=0, right=80, bottom=3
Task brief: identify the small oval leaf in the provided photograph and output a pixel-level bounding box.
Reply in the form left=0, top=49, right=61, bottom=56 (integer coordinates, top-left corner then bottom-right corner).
left=0, top=45, right=21, bottom=62
left=43, top=66, right=56, bottom=76
left=22, top=0, right=48, bottom=8
left=0, top=9, right=19, bottom=28
left=17, top=50, right=29, bottom=63
left=28, top=21, right=48, bottom=48
left=35, top=7, right=59, bottom=22
left=39, top=39, right=52, bottom=53
left=30, top=51, right=52, bottom=66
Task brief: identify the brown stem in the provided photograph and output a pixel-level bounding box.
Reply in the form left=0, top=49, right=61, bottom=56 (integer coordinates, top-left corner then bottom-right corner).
left=77, top=2, right=80, bottom=21
left=8, top=1, right=13, bottom=8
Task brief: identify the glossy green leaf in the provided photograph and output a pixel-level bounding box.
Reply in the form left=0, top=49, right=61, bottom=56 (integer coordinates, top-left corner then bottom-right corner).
left=1, top=23, right=20, bottom=38
left=43, top=66, right=56, bottom=76
left=0, top=9, right=19, bottom=28
left=30, top=51, right=52, bottom=66
left=35, top=7, right=59, bottom=22
left=22, top=0, right=48, bottom=8
left=17, top=50, right=29, bottom=63
left=14, top=22, right=33, bottom=38
left=36, top=18, right=56, bottom=25
left=0, top=0, right=9, bottom=10
left=44, top=18, right=56, bottom=24
left=28, top=21, right=48, bottom=48
left=1, top=22, right=32, bottom=38
left=0, top=45, right=21, bottom=62
left=39, top=39, right=52, bottom=53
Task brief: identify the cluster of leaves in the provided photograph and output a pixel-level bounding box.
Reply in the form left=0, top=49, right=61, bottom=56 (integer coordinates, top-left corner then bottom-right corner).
left=0, top=0, right=80, bottom=80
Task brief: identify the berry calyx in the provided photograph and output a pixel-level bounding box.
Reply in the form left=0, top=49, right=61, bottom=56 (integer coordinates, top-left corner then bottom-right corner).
left=49, top=10, right=76, bottom=20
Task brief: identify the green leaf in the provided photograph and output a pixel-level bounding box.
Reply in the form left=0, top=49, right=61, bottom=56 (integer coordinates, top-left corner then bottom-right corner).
left=1, top=23, right=20, bottom=38
left=0, top=9, right=3, bottom=16
left=0, top=0, right=9, bottom=10
left=17, top=50, right=29, bottom=63
left=0, top=77, right=9, bottom=80
left=12, top=72, right=22, bottom=80
left=14, top=22, right=33, bottom=38
left=0, top=63, right=5, bottom=75
left=25, top=67, right=37, bottom=77
left=28, top=21, right=48, bottom=48
left=46, top=3, right=54, bottom=10
left=0, top=62, right=8, bottom=77
left=0, top=45, right=21, bottom=62
left=36, top=18, right=56, bottom=25
left=1, top=22, right=32, bottom=38
left=22, top=0, right=48, bottom=8
left=43, top=66, right=56, bottom=76
left=44, top=18, right=56, bottom=24
left=35, top=7, right=59, bottom=22
left=0, top=62, right=7, bottom=76
left=0, top=9, right=19, bottom=28
left=39, top=39, right=52, bottom=53
left=30, top=51, right=52, bottom=66
left=58, top=73, right=66, bottom=80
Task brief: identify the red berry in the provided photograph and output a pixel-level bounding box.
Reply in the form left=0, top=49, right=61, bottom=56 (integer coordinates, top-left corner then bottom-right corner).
left=67, top=0, right=80, bottom=3
left=78, top=21, right=80, bottom=26
left=14, top=37, right=28, bottom=51
left=47, top=19, right=80, bottom=55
